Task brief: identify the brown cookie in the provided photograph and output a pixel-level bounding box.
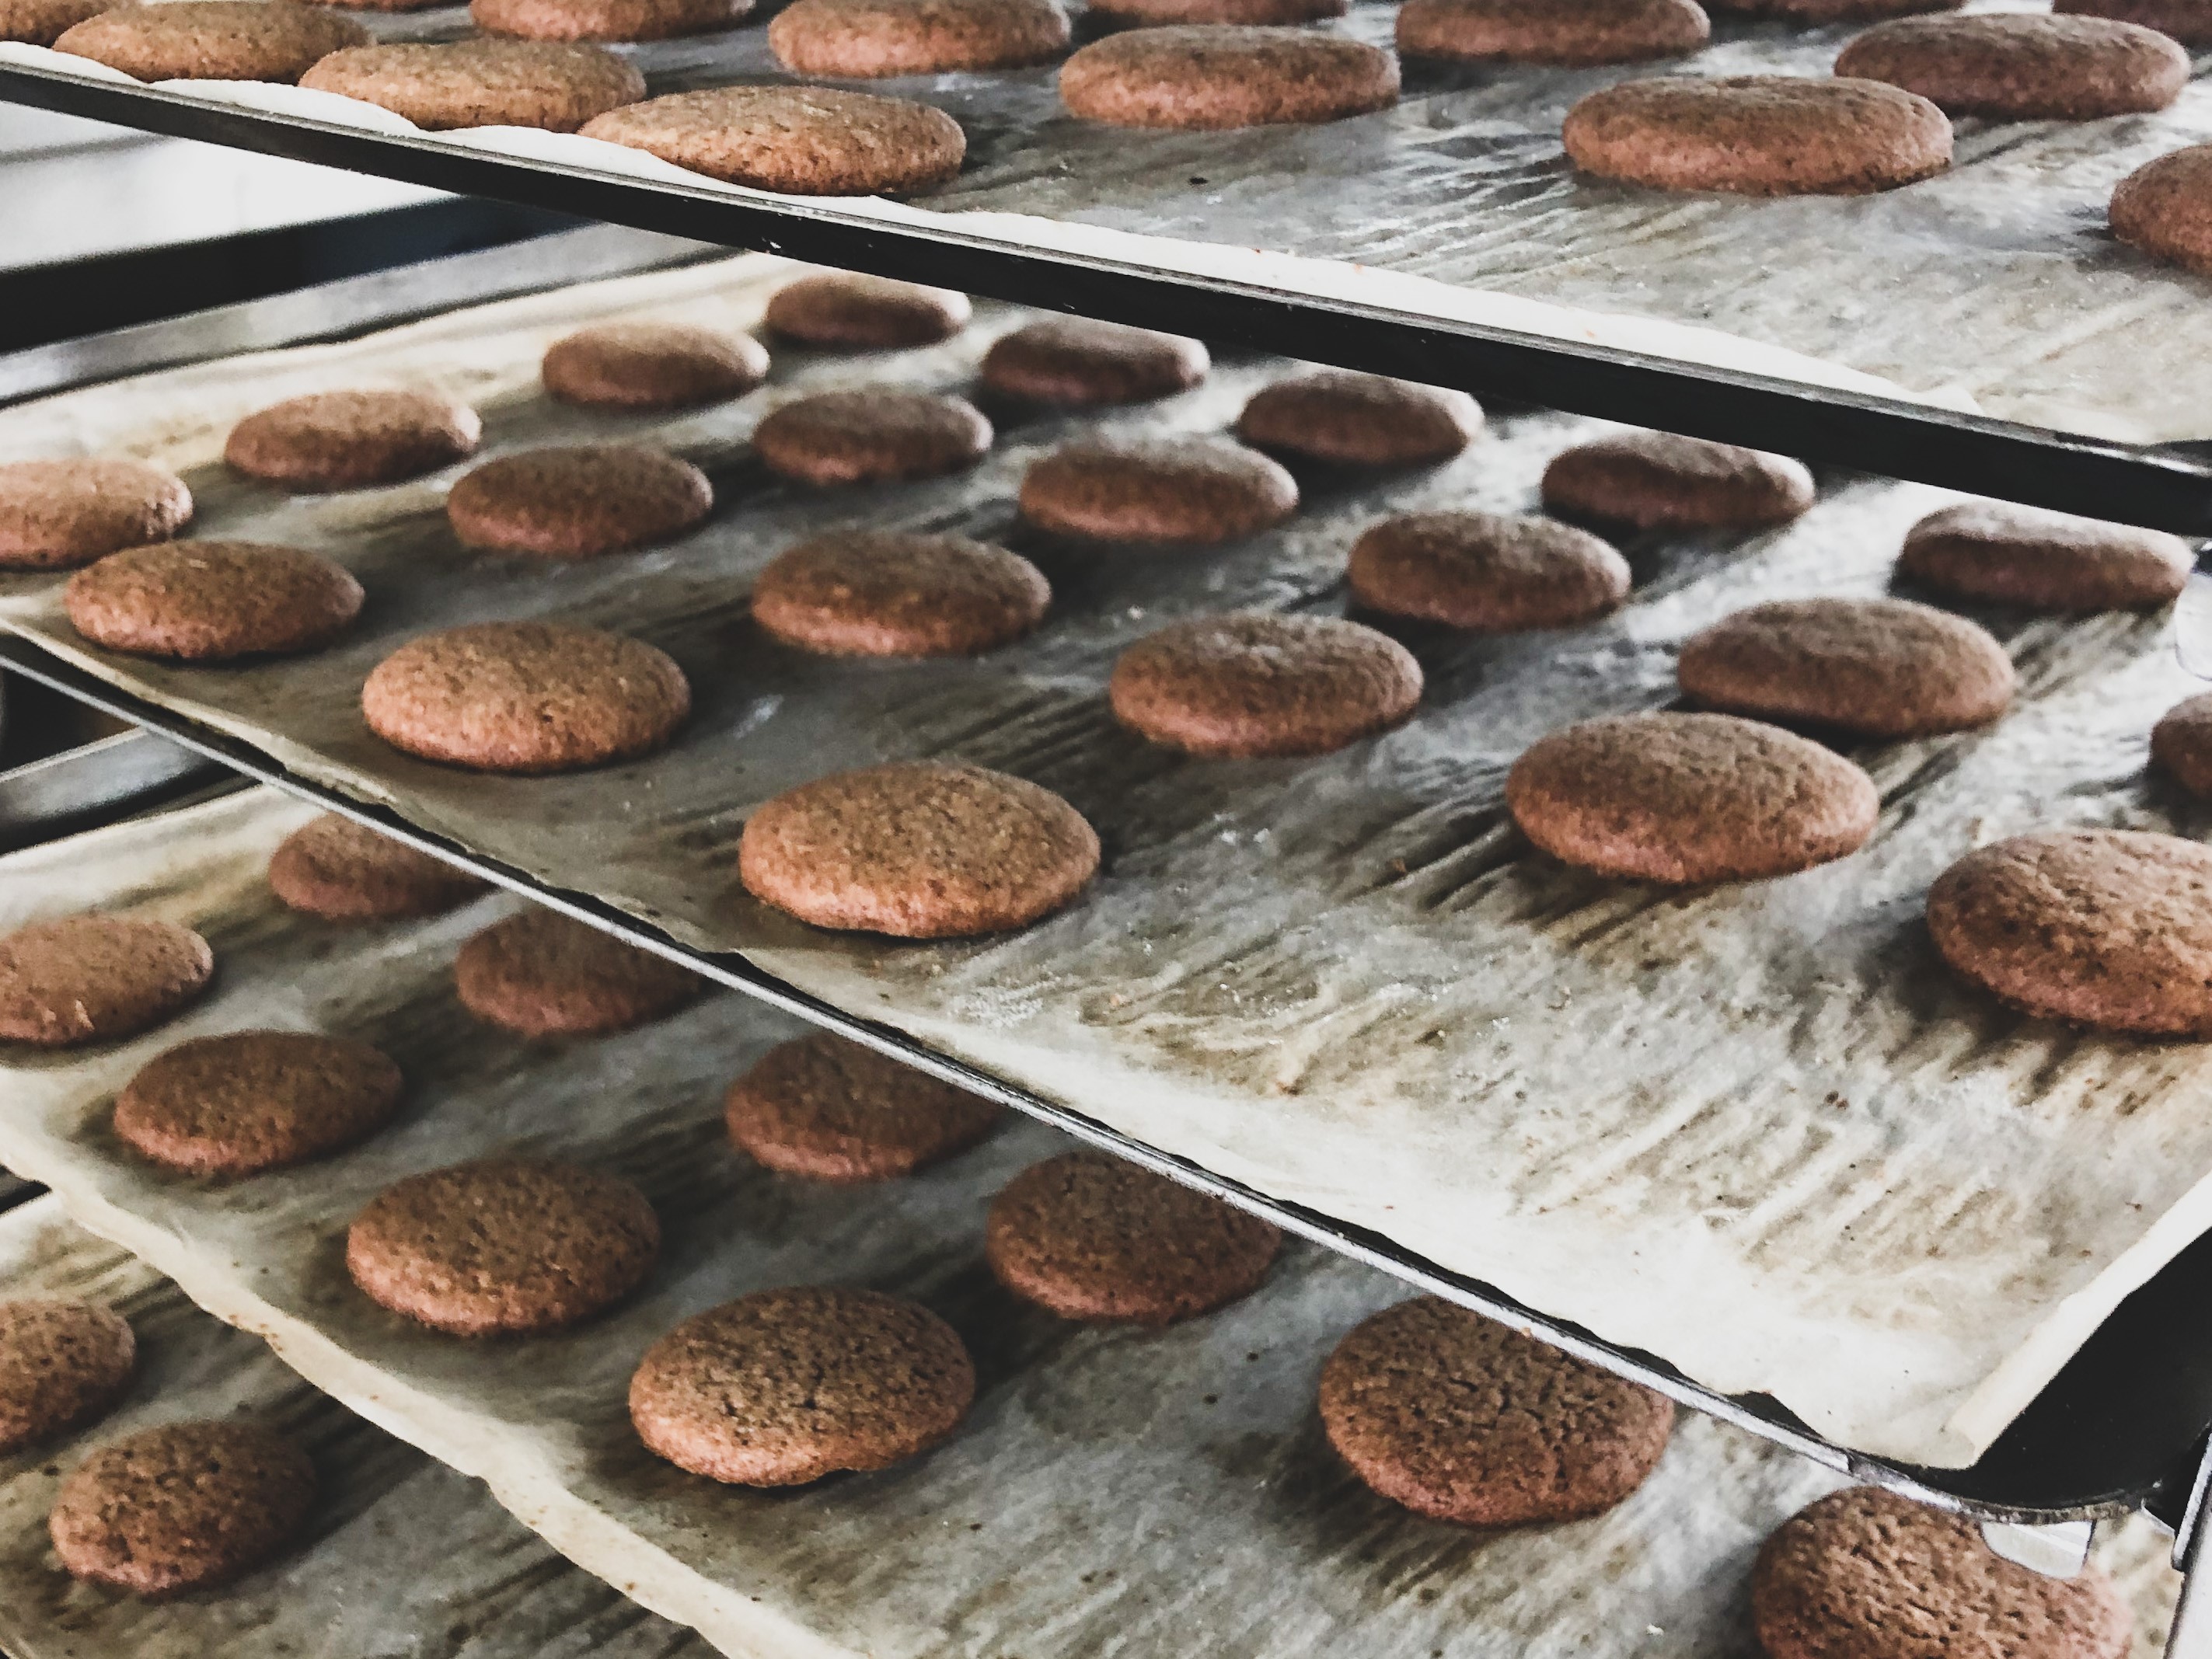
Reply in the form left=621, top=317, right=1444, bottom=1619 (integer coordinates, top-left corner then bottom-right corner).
left=762, top=272, right=972, bottom=350
left=752, top=390, right=992, bottom=486
left=541, top=322, right=768, bottom=409
left=472, top=0, right=746, bottom=40
left=2113, top=145, right=2212, bottom=278
left=1089, top=0, right=1342, bottom=23
left=0, top=1301, right=134, bottom=1454
left=630, top=1286, right=974, bottom=1485
left=1507, top=711, right=1879, bottom=884
left=1753, top=1487, right=2131, bottom=1659
left=981, top=318, right=1209, bottom=406
left=1059, top=26, right=1401, bottom=130
left=1706, top=0, right=1959, bottom=19
left=54, top=1, right=368, bottom=81
left=267, top=814, right=488, bottom=922
left=986, top=1150, right=1281, bottom=1323
left=769, top=0, right=1068, bottom=75
left=225, top=389, right=480, bottom=492
left=580, top=86, right=965, bottom=196
left=1320, top=1298, right=1675, bottom=1526
left=1348, top=511, right=1631, bottom=633
left=1019, top=436, right=1298, bottom=544
left=455, top=908, right=703, bottom=1038
left=1563, top=75, right=1952, bottom=197
left=50, top=1421, right=314, bottom=1598
left=1677, top=597, right=2014, bottom=738
left=725, top=1031, right=1001, bottom=1181
left=1835, top=14, right=2186, bottom=120
left=1897, top=501, right=2193, bottom=612
left=1, top=0, right=107, bottom=46
left=65, top=541, right=363, bottom=661
left=1235, top=370, right=1481, bottom=468
left=2059, top=0, right=2212, bottom=46
left=347, top=1157, right=661, bottom=1335
left=0, top=458, right=191, bottom=572
left=2154, top=692, right=2212, bottom=797
left=0, top=915, right=213, bottom=1048
left=362, top=622, right=690, bottom=773
left=1109, top=612, right=1423, bottom=758
left=446, top=444, right=713, bottom=557
left=1542, top=430, right=1816, bottom=530
left=1397, top=0, right=1708, bottom=64
left=113, top=1030, right=404, bottom=1176
left=752, top=530, right=1050, bottom=656
left=1926, top=828, right=2212, bottom=1036
left=739, top=760, right=1100, bottom=938
left=299, top=40, right=646, bottom=132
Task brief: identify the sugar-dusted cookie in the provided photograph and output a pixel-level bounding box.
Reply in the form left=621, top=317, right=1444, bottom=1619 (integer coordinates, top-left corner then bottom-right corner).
left=1236, top=369, right=1480, bottom=467
left=1835, top=14, right=2186, bottom=119
left=1019, top=435, right=1297, bottom=543
left=580, top=86, right=965, bottom=195
left=473, top=0, right=746, bottom=40
left=1349, top=511, right=1629, bottom=632
left=54, top=1, right=368, bottom=81
left=0, top=1301, right=134, bottom=1453
left=225, top=389, right=480, bottom=491
left=1059, top=25, right=1401, bottom=129
left=114, top=1030, right=405, bottom=1176
left=267, top=813, right=488, bottom=922
left=0, top=915, right=213, bottom=1048
left=1543, top=430, right=1816, bottom=529
left=1898, top=500, right=2193, bottom=612
left=762, top=272, right=971, bottom=350
left=752, top=530, right=1049, bottom=656
left=65, top=541, right=362, bottom=661
left=0, top=457, right=191, bottom=571
left=455, top=908, right=703, bottom=1038
left=299, top=40, right=646, bottom=130
left=1398, top=0, right=1707, bottom=64
left=541, top=321, right=768, bottom=409
left=752, top=390, right=992, bottom=486
left=446, top=444, right=713, bottom=557
left=769, top=0, right=1069, bottom=75
left=980, top=317, right=1209, bottom=406
left=726, top=1030, right=1000, bottom=1180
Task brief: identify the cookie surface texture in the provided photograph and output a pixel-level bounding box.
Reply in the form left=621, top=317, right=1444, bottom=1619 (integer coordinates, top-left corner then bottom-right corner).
left=65, top=541, right=362, bottom=661
left=1834, top=14, right=2186, bottom=119
left=0, top=915, right=213, bottom=1047
left=114, top=1030, right=404, bottom=1176
left=981, top=317, right=1209, bottom=406
left=0, top=1301, right=134, bottom=1453
left=471, top=0, right=747, bottom=40
left=541, top=321, right=767, bottom=407
left=0, top=458, right=191, bottom=571
left=455, top=908, right=703, bottom=1038
left=1236, top=369, right=1480, bottom=466
left=2112, top=145, right=2212, bottom=277
left=446, top=444, right=713, bottom=556
left=580, top=86, right=965, bottom=195
left=726, top=1030, right=1001, bottom=1181
left=1019, top=436, right=1298, bottom=543
left=752, top=390, right=992, bottom=486
left=1, top=0, right=109, bottom=44
left=225, top=389, right=480, bottom=490
left=54, top=1, right=368, bottom=80
left=752, top=530, right=1049, bottom=656
left=769, top=0, right=1069, bottom=75
left=267, top=813, right=488, bottom=922
left=762, top=273, right=971, bottom=349
left=1059, top=26, right=1401, bottom=129
left=1348, top=511, right=1630, bottom=631
left=299, top=40, right=646, bottom=129
left=1898, top=501, right=2193, bottom=611
left=2154, top=692, right=2212, bottom=798
left=1397, top=0, right=1708, bottom=64
left=1542, top=430, right=1816, bottom=528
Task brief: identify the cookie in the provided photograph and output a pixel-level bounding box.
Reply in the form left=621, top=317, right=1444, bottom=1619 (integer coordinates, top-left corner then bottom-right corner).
left=752, top=389, right=993, bottom=488
left=50, top=1421, right=314, bottom=1598
left=1397, top=0, right=1707, bottom=65
left=762, top=273, right=972, bottom=350
left=0, top=1301, right=134, bottom=1454
left=455, top=908, right=703, bottom=1038
left=1677, top=597, right=2014, bottom=738
left=2113, top=145, right=2212, bottom=279
left=752, top=530, right=1050, bottom=656
left=769, top=0, right=1069, bottom=75
left=65, top=541, right=363, bottom=661
left=1018, top=436, right=1298, bottom=544
left=2154, top=692, right=2212, bottom=797
left=630, top=1286, right=974, bottom=1485
left=267, top=813, right=488, bottom=922
left=1705, top=0, right=1959, bottom=19
left=225, top=389, right=480, bottom=491
left=2059, top=0, right=2212, bottom=46
left=1, top=0, right=107, bottom=45
left=1897, top=501, right=2193, bottom=612
left=1563, top=75, right=1952, bottom=197
left=725, top=1031, right=1001, bottom=1181
left=1347, top=511, right=1631, bottom=633
left=986, top=1150, right=1282, bottom=1323
left=445, top=444, right=713, bottom=557
left=1235, top=370, right=1481, bottom=468
left=114, top=1030, right=404, bottom=1176
left=0, top=458, right=191, bottom=572
left=1059, top=26, right=1401, bottom=130
left=0, top=915, right=213, bottom=1048
left=361, top=622, right=691, bottom=773
left=1926, top=829, right=2212, bottom=1036
left=541, top=322, right=768, bottom=409
left=739, top=760, right=1099, bottom=938
left=347, top=1157, right=661, bottom=1335
left=300, top=40, right=646, bottom=132
left=980, top=318, right=1209, bottom=406
left=1753, top=1487, right=2131, bottom=1659
left=1835, top=14, right=2186, bottom=120
left=580, top=87, right=965, bottom=196
left=54, top=1, right=368, bottom=81
left=472, top=0, right=746, bottom=40
left=1506, top=711, right=1879, bottom=884
left=1319, top=1298, right=1675, bottom=1526
left=1090, top=0, right=1342, bottom=23
left=1542, top=430, right=1816, bottom=530
left=1109, top=612, right=1422, bottom=758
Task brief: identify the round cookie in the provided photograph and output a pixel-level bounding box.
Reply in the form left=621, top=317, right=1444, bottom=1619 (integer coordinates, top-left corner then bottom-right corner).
left=1397, top=0, right=1708, bottom=65
left=752, top=390, right=991, bottom=487
left=446, top=444, right=713, bottom=557
left=1542, top=430, right=1816, bottom=530
left=1018, top=436, right=1298, bottom=544
left=1706, top=0, right=1959, bottom=19
left=738, top=760, right=1099, bottom=939
left=1834, top=14, right=2186, bottom=120
left=1753, top=1486, right=2132, bottom=1659
left=2, top=0, right=108, bottom=45
left=981, top=317, right=1209, bottom=407
left=1108, top=612, right=1423, bottom=758
left=1319, top=1298, right=1675, bottom=1526
left=472, top=0, right=746, bottom=40
left=1090, top=0, right=1342, bottom=23
left=763, top=273, right=971, bottom=350
left=347, top=1158, right=660, bottom=1335
left=267, top=813, right=489, bottom=922
left=113, top=1030, right=404, bottom=1176
left=2059, top=0, right=2212, bottom=46
left=986, top=1151, right=1282, bottom=1323
left=1347, top=511, right=1631, bottom=633
left=0, top=458, right=192, bottom=572
left=2113, top=145, right=2212, bottom=279
left=1506, top=711, right=1880, bottom=884
left=0, top=1301, right=134, bottom=1454
left=2154, top=692, right=2212, bottom=798
left=49, top=1421, right=314, bottom=1598
left=630, top=1286, right=974, bottom=1485
left=1058, top=26, right=1401, bottom=131
left=769, top=0, right=1068, bottom=75
left=225, top=389, right=480, bottom=492
left=752, top=530, right=1049, bottom=657
left=54, top=2, right=368, bottom=81
left=0, top=915, right=213, bottom=1048
left=361, top=622, right=691, bottom=774
left=300, top=40, right=645, bottom=132
left=65, top=541, right=363, bottom=662
left=1897, top=501, right=2193, bottom=612
left=579, top=87, right=965, bottom=196
left=1235, top=370, right=1480, bottom=468
left=1676, top=596, right=2015, bottom=738
left=541, top=322, right=768, bottom=410
left=1562, top=75, right=1952, bottom=197
left=454, top=908, right=703, bottom=1039
left=724, top=1030, right=1001, bottom=1181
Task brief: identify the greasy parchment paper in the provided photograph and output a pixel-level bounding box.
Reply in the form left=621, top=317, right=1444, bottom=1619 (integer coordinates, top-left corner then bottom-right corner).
left=2, top=255, right=2210, bottom=1469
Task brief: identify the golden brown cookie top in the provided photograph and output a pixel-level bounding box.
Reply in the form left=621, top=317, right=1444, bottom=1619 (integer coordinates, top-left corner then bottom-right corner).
left=0, top=1300, right=134, bottom=1455
left=725, top=1031, right=1000, bottom=1181
left=769, top=0, right=1069, bottom=76
left=1899, top=500, right=2194, bottom=612
left=299, top=40, right=646, bottom=131
left=981, top=317, right=1209, bottom=406
left=751, top=530, right=1049, bottom=657
left=454, top=908, right=703, bottom=1038
left=1019, top=435, right=1298, bottom=544
left=580, top=85, right=966, bottom=196
left=446, top=444, right=713, bottom=557
left=1543, top=429, right=1816, bottom=529
left=1348, top=509, right=1629, bottom=632
left=1236, top=369, right=1480, bottom=467
left=0, top=915, right=214, bottom=1048
left=1397, top=0, right=1708, bottom=65
left=0, top=457, right=192, bottom=571
left=752, top=389, right=992, bottom=486
left=1835, top=12, right=2186, bottom=119
left=225, top=389, right=480, bottom=491
left=762, top=272, right=971, bottom=350
left=541, top=321, right=766, bottom=408
left=55, top=0, right=368, bottom=81
left=1059, top=25, right=1401, bottom=131
left=65, top=541, right=363, bottom=662
left=267, top=814, right=488, bottom=923
left=114, top=1030, right=405, bottom=1176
